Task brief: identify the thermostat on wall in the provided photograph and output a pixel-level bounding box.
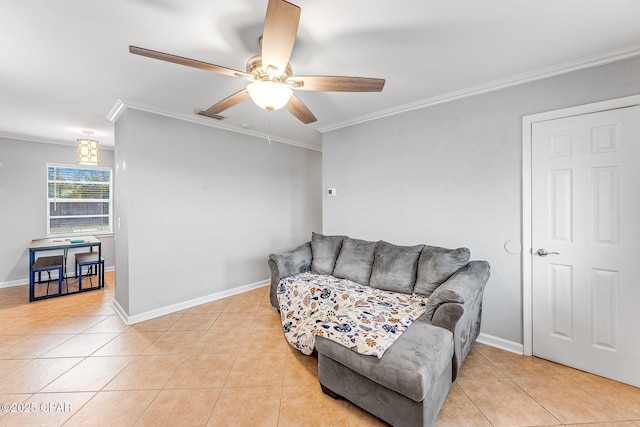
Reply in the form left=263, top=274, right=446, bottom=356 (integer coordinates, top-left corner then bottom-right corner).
left=328, top=188, right=337, bottom=196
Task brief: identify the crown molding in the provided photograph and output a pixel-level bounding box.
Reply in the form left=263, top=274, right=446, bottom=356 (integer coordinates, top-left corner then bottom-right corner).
left=107, top=99, right=321, bottom=152
left=0, top=132, right=115, bottom=151
left=0, top=132, right=73, bottom=146
left=318, top=43, right=640, bottom=134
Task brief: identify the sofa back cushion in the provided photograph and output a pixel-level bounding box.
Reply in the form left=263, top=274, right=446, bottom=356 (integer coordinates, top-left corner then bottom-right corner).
left=369, top=241, right=425, bottom=293
left=332, top=238, right=378, bottom=285
left=311, top=232, right=348, bottom=275
left=414, top=246, right=470, bottom=296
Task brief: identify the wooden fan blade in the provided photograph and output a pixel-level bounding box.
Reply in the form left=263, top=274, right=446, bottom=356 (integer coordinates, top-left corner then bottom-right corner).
left=287, top=75, right=385, bottom=92
left=198, top=90, right=250, bottom=117
left=129, top=46, right=251, bottom=79
left=285, top=95, right=317, bottom=124
left=261, top=0, right=301, bottom=76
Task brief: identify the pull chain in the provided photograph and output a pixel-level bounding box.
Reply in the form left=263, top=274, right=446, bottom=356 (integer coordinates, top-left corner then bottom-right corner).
left=267, top=112, right=272, bottom=146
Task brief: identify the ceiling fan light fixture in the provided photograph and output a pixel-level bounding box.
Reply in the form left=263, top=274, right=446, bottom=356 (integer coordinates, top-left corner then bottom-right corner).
left=246, top=81, right=293, bottom=111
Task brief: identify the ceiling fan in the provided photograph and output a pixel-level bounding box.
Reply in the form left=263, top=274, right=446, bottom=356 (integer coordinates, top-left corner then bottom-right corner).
left=129, top=0, right=385, bottom=124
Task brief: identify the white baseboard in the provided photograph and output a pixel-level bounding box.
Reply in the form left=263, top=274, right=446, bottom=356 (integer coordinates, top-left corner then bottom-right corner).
left=0, top=265, right=116, bottom=289
left=477, top=332, right=524, bottom=355
left=111, top=299, right=128, bottom=323
left=112, top=278, right=270, bottom=325
left=0, top=279, right=27, bottom=289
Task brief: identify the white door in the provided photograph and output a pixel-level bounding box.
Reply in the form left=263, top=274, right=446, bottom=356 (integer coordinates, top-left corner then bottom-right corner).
left=532, top=105, right=640, bottom=387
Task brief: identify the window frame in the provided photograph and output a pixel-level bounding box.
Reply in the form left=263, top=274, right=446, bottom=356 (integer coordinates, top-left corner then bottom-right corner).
left=46, top=162, right=114, bottom=237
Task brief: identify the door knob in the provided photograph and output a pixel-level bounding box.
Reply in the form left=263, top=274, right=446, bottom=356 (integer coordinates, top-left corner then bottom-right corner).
left=537, top=248, right=559, bottom=257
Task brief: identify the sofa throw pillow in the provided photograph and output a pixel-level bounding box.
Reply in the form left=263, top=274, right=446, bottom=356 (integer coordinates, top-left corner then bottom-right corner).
left=311, top=232, right=348, bottom=275
left=332, top=238, right=378, bottom=285
left=414, top=246, right=470, bottom=296
left=369, top=241, right=425, bottom=293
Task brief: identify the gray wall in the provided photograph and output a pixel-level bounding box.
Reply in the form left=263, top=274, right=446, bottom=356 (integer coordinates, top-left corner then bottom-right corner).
left=0, top=136, right=116, bottom=285
left=114, top=109, right=322, bottom=317
left=322, top=56, right=640, bottom=345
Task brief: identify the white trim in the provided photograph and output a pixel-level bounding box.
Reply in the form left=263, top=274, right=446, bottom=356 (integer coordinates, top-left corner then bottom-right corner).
left=112, top=279, right=270, bottom=325
left=522, top=118, right=533, bottom=356
left=0, top=279, right=28, bottom=289
left=477, top=332, right=524, bottom=355
left=106, top=99, right=127, bottom=123
left=0, top=133, right=115, bottom=151
left=520, top=116, right=533, bottom=356
left=46, top=161, right=112, bottom=172
left=521, top=94, right=640, bottom=357
left=319, top=43, right=640, bottom=134
left=111, top=299, right=129, bottom=324
left=107, top=99, right=322, bottom=152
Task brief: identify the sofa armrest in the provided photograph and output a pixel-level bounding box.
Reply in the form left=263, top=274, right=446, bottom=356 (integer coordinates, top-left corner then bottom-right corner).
left=428, top=260, right=490, bottom=380
left=268, top=242, right=312, bottom=309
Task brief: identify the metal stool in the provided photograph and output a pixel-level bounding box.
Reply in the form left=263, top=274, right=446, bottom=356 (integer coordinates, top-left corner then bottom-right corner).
left=32, top=255, right=65, bottom=297
left=75, top=252, right=104, bottom=290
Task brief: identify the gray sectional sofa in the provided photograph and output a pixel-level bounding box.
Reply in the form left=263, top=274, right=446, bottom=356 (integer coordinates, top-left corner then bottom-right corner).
left=268, top=233, right=490, bottom=427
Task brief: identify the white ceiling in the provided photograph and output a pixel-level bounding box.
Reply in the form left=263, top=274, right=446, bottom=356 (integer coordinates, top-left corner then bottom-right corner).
left=2, top=0, right=640, bottom=150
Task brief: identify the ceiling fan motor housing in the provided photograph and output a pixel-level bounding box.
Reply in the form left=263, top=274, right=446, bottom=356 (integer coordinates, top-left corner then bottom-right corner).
left=246, top=54, right=293, bottom=82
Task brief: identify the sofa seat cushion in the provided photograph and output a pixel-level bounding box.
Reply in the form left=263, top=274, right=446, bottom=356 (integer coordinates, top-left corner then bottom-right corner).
left=369, top=241, right=425, bottom=293
left=316, top=316, right=453, bottom=402
left=414, top=246, right=470, bottom=296
left=311, top=232, right=348, bottom=275
left=332, top=238, right=378, bottom=285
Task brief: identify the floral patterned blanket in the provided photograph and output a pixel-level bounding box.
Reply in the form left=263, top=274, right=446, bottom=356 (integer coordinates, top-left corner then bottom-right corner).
left=277, top=272, right=428, bottom=358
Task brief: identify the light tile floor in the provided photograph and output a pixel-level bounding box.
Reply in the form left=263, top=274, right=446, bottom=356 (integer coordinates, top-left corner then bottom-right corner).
left=0, top=272, right=639, bottom=426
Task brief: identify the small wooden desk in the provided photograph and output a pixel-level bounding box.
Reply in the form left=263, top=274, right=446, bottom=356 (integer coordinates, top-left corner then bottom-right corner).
left=29, top=236, right=103, bottom=302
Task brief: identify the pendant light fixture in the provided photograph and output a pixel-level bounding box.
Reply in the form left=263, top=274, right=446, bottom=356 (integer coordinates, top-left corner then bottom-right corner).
left=77, top=130, right=99, bottom=165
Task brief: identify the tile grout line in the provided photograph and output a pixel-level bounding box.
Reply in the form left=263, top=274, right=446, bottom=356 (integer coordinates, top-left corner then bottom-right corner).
left=505, top=363, right=632, bottom=424
left=502, top=375, right=563, bottom=425
left=481, top=347, right=565, bottom=425
left=453, top=382, right=495, bottom=427
left=456, top=349, right=502, bottom=427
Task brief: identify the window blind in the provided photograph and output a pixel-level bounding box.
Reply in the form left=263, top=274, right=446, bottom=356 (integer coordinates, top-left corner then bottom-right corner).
left=47, top=164, right=112, bottom=236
